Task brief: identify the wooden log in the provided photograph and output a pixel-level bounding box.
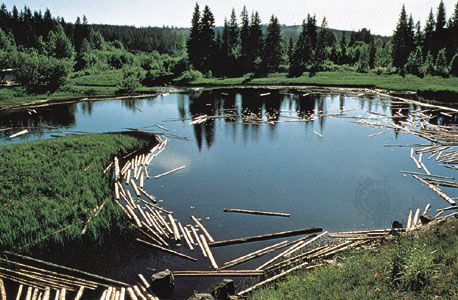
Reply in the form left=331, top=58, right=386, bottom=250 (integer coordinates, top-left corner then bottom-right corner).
left=223, top=208, right=290, bottom=217
left=132, top=285, right=146, bottom=300
left=152, top=166, right=186, bottom=179
left=238, top=263, right=319, bottom=296
left=73, top=287, right=84, bottom=300
left=183, top=226, right=196, bottom=245
left=136, top=238, right=197, bottom=262
left=25, top=286, right=32, bottom=300
left=120, top=288, right=125, bottom=300
left=115, top=290, right=120, bottom=300
left=191, top=215, right=214, bottom=242
left=209, top=227, right=322, bottom=248
left=130, top=180, right=141, bottom=197
left=31, top=288, right=39, bottom=300
left=0, top=278, right=6, bottom=300
left=126, top=288, right=138, bottom=300
left=59, top=288, right=66, bottom=300
left=221, top=240, right=288, bottom=270
left=313, top=131, right=323, bottom=138
left=138, top=274, right=150, bottom=289
left=114, top=157, right=120, bottom=181
left=192, top=227, right=207, bottom=257
left=0, top=266, right=74, bottom=290
left=54, top=289, right=60, bottom=300
left=178, top=222, right=194, bottom=250
left=3, top=252, right=129, bottom=287
left=412, top=175, right=456, bottom=205
left=172, top=270, right=264, bottom=277
left=282, top=231, right=328, bottom=257
left=138, top=188, right=156, bottom=204
left=8, top=129, right=29, bottom=138
left=200, top=235, right=218, bottom=269
left=42, top=287, right=50, bottom=300
left=400, top=171, right=454, bottom=180
left=406, top=209, right=413, bottom=231
left=151, top=210, right=172, bottom=234
left=139, top=173, right=145, bottom=188
left=15, top=284, right=24, bottom=300
left=167, top=215, right=180, bottom=241
left=413, top=208, right=421, bottom=227
left=126, top=206, right=142, bottom=228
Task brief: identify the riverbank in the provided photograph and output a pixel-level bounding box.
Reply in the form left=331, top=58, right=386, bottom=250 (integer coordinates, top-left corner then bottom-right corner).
left=2, top=70, right=458, bottom=110
left=0, top=132, right=152, bottom=251
left=250, top=218, right=458, bottom=300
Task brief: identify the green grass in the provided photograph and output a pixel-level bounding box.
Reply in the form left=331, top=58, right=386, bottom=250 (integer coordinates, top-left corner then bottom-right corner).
left=191, top=71, right=458, bottom=100
left=250, top=220, right=458, bottom=300
left=0, top=133, right=150, bottom=251
left=0, top=69, right=157, bottom=109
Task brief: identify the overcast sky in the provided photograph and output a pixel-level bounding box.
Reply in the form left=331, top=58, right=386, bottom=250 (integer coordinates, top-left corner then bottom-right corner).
left=2, top=0, right=457, bottom=35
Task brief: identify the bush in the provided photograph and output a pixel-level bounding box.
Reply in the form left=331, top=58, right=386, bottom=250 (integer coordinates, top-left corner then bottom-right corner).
left=422, top=52, right=435, bottom=76
left=13, top=51, right=73, bottom=93
left=450, top=53, right=458, bottom=77
left=173, top=69, right=203, bottom=84
left=108, top=50, right=133, bottom=69
left=117, top=67, right=142, bottom=93
left=435, top=49, right=449, bottom=78
left=405, top=47, right=424, bottom=78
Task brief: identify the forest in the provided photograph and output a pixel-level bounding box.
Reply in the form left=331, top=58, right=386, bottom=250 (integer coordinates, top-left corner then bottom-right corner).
left=0, top=1, right=458, bottom=106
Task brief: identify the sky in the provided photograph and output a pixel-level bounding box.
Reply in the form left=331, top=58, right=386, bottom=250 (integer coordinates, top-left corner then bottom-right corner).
left=2, top=0, right=457, bottom=36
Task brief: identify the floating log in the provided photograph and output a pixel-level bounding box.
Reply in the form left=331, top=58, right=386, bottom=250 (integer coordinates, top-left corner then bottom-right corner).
left=406, top=209, right=413, bottom=231
left=130, top=179, right=141, bottom=197
left=167, top=215, right=180, bottom=241
left=191, top=216, right=214, bottom=243
left=178, top=222, right=194, bottom=250
left=192, top=227, right=207, bottom=257
left=259, top=93, right=271, bottom=97
left=136, top=238, right=197, bottom=262
left=15, top=284, right=24, bottom=300
left=200, top=235, right=218, bottom=270
left=8, top=129, right=28, bottom=139
left=400, top=171, right=454, bottom=180
left=138, top=188, right=156, bottom=204
left=138, top=274, right=150, bottom=289
left=74, top=287, right=84, bottom=300
left=413, top=208, right=421, bottom=227
left=423, top=203, right=432, bottom=215
left=114, top=157, right=120, bottom=181
left=223, top=208, right=290, bottom=218
left=4, top=252, right=129, bottom=287
left=238, top=263, right=319, bottom=296
left=172, top=270, right=263, bottom=277
left=412, top=175, right=456, bottom=205
left=153, top=166, right=186, bottom=179
left=0, top=279, right=5, bottom=300
left=126, top=288, right=138, bottom=300
left=282, top=231, right=329, bottom=258
left=209, top=227, right=322, bottom=248
left=313, top=131, right=323, bottom=138
left=220, top=240, right=288, bottom=270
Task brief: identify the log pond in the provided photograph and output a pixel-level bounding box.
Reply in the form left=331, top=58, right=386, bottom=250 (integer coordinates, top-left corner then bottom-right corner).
left=1, top=88, right=457, bottom=298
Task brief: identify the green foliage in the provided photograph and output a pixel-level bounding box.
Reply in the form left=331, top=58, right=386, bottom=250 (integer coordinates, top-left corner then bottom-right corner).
left=423, top=52, right=436, bottom=76
left=251, top=220, right=458, bottom=300
left=0, top=134, right=148, bottom=251
left=173, top=69, right=203, bottom=84
left=262, top=15, right=283, bottom=74
left=392, top=5, right=415, bottom=69
left=13, top=51, right=73, bottom=93
left=47, top=24, right=75, bottom=59
left=356, top=46, right=370, bottom=73
left=405, top=47, right=424, bottom=77
left=435, top=48, right=450, bottom=77
left=450, top=53, right=458, bottom=77
left=117, top=66, right=142, bottom=93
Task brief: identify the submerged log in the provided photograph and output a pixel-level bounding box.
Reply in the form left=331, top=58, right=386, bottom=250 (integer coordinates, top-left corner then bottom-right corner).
left=223, top=208, right=290, bottom=217
left=209, top=227, right=322, bottom=248
left=172, top=270, right=263, bottom=277
left=136, top=239, right=197, bottom=262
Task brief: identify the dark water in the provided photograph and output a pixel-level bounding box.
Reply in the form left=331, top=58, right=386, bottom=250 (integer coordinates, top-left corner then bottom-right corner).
left=1, top=88, right=456, bottom=298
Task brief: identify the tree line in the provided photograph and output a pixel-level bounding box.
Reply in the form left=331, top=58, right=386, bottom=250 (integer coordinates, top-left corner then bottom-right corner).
left=187, top=1, right=458, bottom=78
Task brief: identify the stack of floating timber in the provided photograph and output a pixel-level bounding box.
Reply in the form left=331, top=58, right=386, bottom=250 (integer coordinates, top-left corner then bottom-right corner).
left=0, top=252, right=129, bottom=300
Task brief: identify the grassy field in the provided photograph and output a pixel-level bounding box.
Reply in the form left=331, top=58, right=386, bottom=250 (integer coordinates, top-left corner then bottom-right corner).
left=192, top=71, right=458, bottom=100
left=0, top=133, right=150, bottom=251
left=0, top=69, right=157, bottom=109
left=250, top=219, right=458, bottom=300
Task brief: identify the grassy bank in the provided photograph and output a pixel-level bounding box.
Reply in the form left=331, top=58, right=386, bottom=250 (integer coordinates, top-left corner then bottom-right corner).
left=0, top=133, right=150, bottom=251
left=0, top=69, right=158, bottom=109
left=251, top=219, right=458, bottom=299
left=192, top=71, right=458, bottom=100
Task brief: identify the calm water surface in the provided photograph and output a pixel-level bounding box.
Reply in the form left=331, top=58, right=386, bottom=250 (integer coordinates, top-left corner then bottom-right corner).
left=1, top=88, right=456, bottom=298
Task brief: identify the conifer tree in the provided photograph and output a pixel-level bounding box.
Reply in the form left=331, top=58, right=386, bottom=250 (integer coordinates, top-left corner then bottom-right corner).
left=423, top=9, right=435, bottom=55
left=239, top=6, right=250, bottom=72
left=423, top=51, right=435, bottom=75
left=433, top=1, right=447, bottom=56
left=392, top=5, right=414, bottom=69
left=435, top=48, right=449, bottom=77
left=450, top=52, right=458, bottom=76
left=47, top=24, right=74, bottom=59
left=339, top=32, right=348, bottom=64
left=198, top=5, right=216, bottom=74
left=187, top=3, right=200, bottom=69
left=315, top=17, right=329, bottom=69
left=262, top=15, right=282, bottom=74
left=248, top=11, right=263, bottom=71
left=368, top=40, right=377, bottom=69
left=405, top=46, right=424, bottom=77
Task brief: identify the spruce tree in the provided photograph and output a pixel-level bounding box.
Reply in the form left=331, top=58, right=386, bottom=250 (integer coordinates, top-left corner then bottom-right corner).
left=227, top=9, right=239, bottom=51
left=262, top=15, right=282, bottom=74
left=47, top=24, right=75, bottom=59
left=368, top=40, right=377, bottom=69
left=239, top=6, right=250, bottom=73
left=405, top=46, right=424, bottom=77
left=423, top=51, right=435, bottom=75
left=339, top=32, right=348, bottom=64
left=248, top=11, right=263, bottom=71
left=414, top=21, right=424, bottom=47
left=450, top=2, right=458, bottom=56
left=198, top=5, right=216, bottom=74
left=392, top=5, right=413, bottom=69
left=187, top=3, right=200, bottom=69
left=433, top=1, right=447, bottom=56
left=450, top=52, right=458, bottom=76
left=315, top=17, right=329, bottom=69
left=423, top=9, right=435, bottom=55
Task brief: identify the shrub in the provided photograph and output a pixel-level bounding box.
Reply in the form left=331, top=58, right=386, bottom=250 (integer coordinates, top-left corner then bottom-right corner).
left=405, top=47, right=424, bottom=77
left=435, top=49, right=449, bottom=78
left=117, top=67, right=142, bottom=93
left=422, top=52, right=435, bottom=76
left=173, top=69, right=203, bottom=84
left=450, top=53, right=458, bottom=77
left=13, top=51, right=73, bottom=93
